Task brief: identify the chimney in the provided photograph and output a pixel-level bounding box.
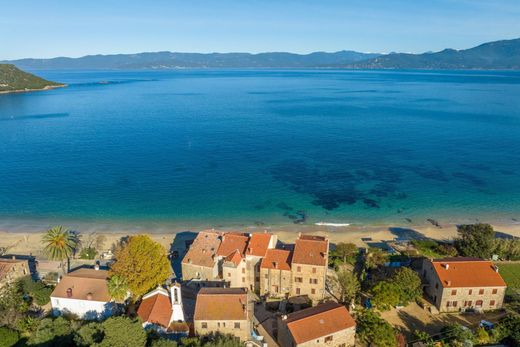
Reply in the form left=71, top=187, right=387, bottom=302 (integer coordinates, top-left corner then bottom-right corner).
left=273, top=261, right=278, bottom=269
left=446, top=280, right=451, bottom=286
left=66, top=288, right=73, bottom=298
left=281, top=314, right=288, bottom=321
left=443, top=263, right=449, bottom=270
left=86, top=293, right=93, bottom=300
left=493, top=265, right=499, bottom=273
left=11, top=255, right=16, bottom=260
left=298, top=232, right=302, bottom=238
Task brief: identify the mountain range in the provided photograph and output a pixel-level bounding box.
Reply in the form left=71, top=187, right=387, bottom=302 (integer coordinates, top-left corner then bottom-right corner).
left=2, top=38, right=519, bottom=70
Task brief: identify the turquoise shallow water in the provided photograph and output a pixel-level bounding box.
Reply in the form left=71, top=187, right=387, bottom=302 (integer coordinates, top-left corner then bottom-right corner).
left=1, top=69, right=520, bottom=229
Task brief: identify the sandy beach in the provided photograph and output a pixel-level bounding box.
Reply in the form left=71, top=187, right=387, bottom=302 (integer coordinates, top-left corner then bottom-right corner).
left=1, top=221, right=519, bottom=259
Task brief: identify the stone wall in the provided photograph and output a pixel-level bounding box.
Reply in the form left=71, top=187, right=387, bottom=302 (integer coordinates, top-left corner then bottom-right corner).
left=290, top=263, right=327, bottom=302
left=194, top=319, right=250, bottom=341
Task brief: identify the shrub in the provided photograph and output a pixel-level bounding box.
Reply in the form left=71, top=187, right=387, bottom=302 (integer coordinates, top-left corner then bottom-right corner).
left=79, top=247, right=98, bottom=260
left=0, top=326, right=19, bottom=347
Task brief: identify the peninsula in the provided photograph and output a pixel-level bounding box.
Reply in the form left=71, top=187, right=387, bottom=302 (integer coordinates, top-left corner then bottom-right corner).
left=0, top=64, right=65, bottom=94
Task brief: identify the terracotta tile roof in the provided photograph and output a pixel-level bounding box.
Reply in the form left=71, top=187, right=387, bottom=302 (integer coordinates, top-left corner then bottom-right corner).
left=51, top=268, right=111, bottom=302
left=194, top=288, right=247, bottom=321
left=246, top=233, right=273, bottom=257
left=292, top=235, right=328, bottom=266
left=284, top=302, right=356, bottom=344
left=431, top=258, right=507, bottom=288
left=260, top=249, right=292, bottom=271
left=224, top=249, right=243, bottom=266
left=182, top=231, right=222, bottom=268
left=137, top=289, right=172, bottom=328
left=216, top=233, right=249, bottom=258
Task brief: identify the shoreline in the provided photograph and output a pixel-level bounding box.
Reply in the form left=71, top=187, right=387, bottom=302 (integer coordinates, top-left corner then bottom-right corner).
left=0, top=84, right=67, bottom=95
left=1, top=220, right=519, bottom=258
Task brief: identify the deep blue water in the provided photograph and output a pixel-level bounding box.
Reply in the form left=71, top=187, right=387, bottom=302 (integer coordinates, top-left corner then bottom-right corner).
left=1, top=69, right=520, bottom=229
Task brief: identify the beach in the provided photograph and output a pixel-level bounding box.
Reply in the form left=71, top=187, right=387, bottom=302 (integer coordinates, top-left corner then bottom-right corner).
left=2, top=221, right=519, bottom=259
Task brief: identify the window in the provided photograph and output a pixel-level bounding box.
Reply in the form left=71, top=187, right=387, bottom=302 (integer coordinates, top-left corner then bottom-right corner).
left=242, top=277, right=245, bottom=283
left=234, top=322, right=240, bottom=329
left=296, top=288, right=300, bottom=295
left=446, top=301, right=451, bottom=307
left=490, top=300, right=496, bottom=306
left=228, top=273, right=231, bottom=277
left=435, top=283, right=438, bottom=289
left=479, top=289, right=485, bottom=295
left=312, top=267, right=317, bottom=274
left=297, top=266, right=301, bottom=272
left=451, top=289, right=457, bottom=295
left=338, top=344, right=346, bottom=347
left=295, top=277, right=303, bottom=283
left=217, top=322, right=220, bottom=328
left=201, top=322, right=207, bottom=329
left=222, top=322, right=226, bottom=327
left=311, top=288, right=316, bottom=295
left=492, top=288, right=498, bottom=294
left=468, top=289, right=472, bottom=295
left=452, top=301, right=458, bottom=307
left=476, top=300, right=483, bottom=307
left=273, top=285, right=279, bottom=293
left=324, top=335, right=333, bottom=343
left=464, top=300, right=472, bottom=307
left=309, top=278, right=318, bottom=284
left=264, top=274, right=268, bottom=279
left=242, top=268, right=245, bottom=274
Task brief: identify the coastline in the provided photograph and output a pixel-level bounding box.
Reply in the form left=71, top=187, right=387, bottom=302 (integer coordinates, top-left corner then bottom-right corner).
left=1, top=220, right=519, bottom=259
left=0, top=84, right=66, bottom=95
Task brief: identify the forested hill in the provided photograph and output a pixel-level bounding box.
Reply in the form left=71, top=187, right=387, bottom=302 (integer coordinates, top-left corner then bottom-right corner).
left=0, top=64, right=64, bottom=93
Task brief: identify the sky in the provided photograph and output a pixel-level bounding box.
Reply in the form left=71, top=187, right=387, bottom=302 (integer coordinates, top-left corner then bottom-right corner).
left=1, top=0, right=520, bottom=60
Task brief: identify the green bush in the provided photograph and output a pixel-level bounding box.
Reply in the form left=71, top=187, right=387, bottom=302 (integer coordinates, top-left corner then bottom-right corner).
left=79, top=247, right=98, bottom=260
left=27, top=316, right=73, bottom=346
left=18, top=276, right=53, bottom=306
left=0, top=326, right=19, bottom=347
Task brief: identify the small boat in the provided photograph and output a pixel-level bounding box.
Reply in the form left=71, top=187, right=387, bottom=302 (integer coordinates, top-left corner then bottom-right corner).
left=314, top=222, right=350, bottom=227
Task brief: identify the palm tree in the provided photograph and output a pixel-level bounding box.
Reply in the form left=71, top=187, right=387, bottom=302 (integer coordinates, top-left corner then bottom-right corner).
left=41, top=226, right=79, bottom=274
left=108, top=275, right=129, bottom=301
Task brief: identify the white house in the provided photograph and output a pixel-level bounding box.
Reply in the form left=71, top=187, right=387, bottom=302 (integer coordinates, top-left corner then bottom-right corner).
left=50, top=267, right=114, bottom=320
left=137, top=283, right=188, bottom=336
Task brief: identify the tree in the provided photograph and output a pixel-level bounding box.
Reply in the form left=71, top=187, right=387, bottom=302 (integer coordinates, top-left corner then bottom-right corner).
left=74, top=322, right=104, bottom=346
left=493, top=239, right=520, bottom=260
left=334, top=242, right=358, bottom=264
left=204, top=333, right=243, bottom=347
left=0, top=281, right=29, bottom=329
left=335, top=268, right=360, bottom=303
left=440, top=324, right=473, bottom=347
left=365, top=248, right=388, bottom=270
left=110, top=235, right=171, bottom=297
left=392, top=267, right=422, bottom=305
left=413, top=330, right=434, bottom=347
left=493, top=314, right=520, bottom=346
left=98, top=316, right=147, bottom=347
left=454, top=223, right=495, bottom=259
left=27, top=317, right=73, bottom=346
left=357, top=309, right=397, bottom=347
left=150, top=338, right=178, bottom=347
left=0, top=326, right=19, bottom=347
left=372, top=281, right=401, bottom=310
left=19, top=276, right=52, bottom=306
left=108, top=275, right=129, bottom=301
left=41, top=226, right=79, bottom=274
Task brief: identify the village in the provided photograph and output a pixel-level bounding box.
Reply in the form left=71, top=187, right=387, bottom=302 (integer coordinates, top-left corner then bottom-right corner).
left=0, top=224, right=519, bottom=347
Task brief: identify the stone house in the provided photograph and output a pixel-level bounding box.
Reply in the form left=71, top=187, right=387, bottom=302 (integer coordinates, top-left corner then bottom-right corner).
left=193, top=288, right=250, bottom=341
left=181, top=230, right=222, bottom=282
left=290, top=235, right=329, bottom=302
left=422, top=257, right=507, bottom=312
left=0, top=256, right=30, bottom=288
left=277, top=302, right=356, bottom=347
left=260, top=248, right=292, bottom=298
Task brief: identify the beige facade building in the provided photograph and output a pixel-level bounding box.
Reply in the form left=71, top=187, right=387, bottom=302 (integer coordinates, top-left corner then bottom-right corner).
left=422, top=257, right=507, bottom=313
left=0, top=256, right=30, bottom=288
left=290, top=235, right=329, bottom=302
left=181, top=231, right=222, bottom=282
left=260, top=249, right=292, bottom=298
left=193, top=288, right=250, bottom=341
left=277, top=302, right=356, bottom=347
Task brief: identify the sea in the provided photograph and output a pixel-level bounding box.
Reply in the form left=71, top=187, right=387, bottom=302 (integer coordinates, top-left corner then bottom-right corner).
left=1, top=69, right=520, bottom=231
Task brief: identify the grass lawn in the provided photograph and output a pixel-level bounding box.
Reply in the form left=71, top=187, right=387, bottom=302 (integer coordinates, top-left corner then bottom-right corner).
left=498, top=263, right=520, bottom=294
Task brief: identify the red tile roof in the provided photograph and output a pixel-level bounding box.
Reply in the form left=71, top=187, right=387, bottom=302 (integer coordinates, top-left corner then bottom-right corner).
left=224, top=249, right=243, bottom=266
left=292, top=235, right=328, bottom=266
left=137, top=289, right=172, bottom=328
left=260, top=249, right=292, bottom=271
left=246, top=233, right=273, bottom=257
left=194, top=288, right=247, bottom=321
left=284, top=302, right=356, bottom=344
left=51, top=268, right=111, bottom=302
left=431, top=258, right=507, bottom=288
left=216, top=233, right=249, bottom=258
left=182, top=231, right=222, bottom=268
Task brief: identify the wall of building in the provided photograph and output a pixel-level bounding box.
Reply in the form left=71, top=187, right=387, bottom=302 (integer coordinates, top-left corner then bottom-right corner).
left=194, top=319, right=250, bottom=341
left=181, top=262, right=215, bottom=281
left=223, top=260, right=248, bottom=288
left=290, top=264, right=327, bottom=302
left=260, top=268, right=292, bottom=298
left=51, top=297, right=114, bottom=319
